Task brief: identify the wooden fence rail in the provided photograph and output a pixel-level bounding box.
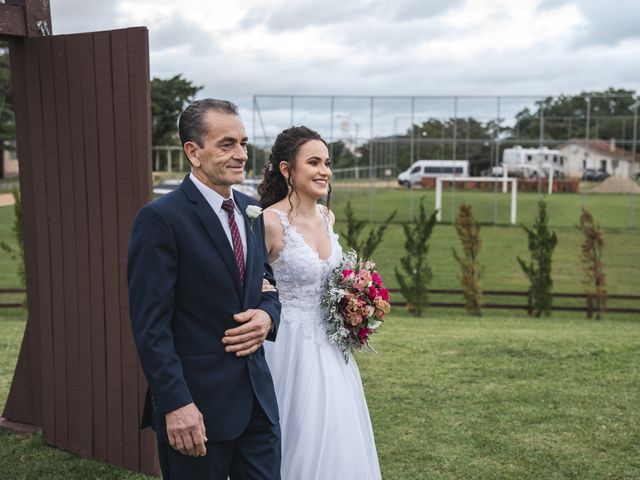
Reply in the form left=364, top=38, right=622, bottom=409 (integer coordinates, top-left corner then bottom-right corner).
left=0, top=288, right=25, bottom=308
left=389, top=289, right=640, bottom=317
left=5, top=288, right=639, bottom=316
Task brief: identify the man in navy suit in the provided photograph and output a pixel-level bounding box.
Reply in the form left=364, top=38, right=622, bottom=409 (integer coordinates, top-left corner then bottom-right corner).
left=128, top=99, right=281, bottom=479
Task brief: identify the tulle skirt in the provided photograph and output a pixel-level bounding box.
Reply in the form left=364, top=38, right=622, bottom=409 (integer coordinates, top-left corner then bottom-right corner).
left=264, top=310, right=382, bottom=480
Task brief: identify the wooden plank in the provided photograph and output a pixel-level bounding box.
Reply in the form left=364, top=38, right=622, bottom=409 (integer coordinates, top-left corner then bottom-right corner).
left=6, top=0, right=52, bottom=38
left=38, top=36, right=69, bottom=450
left=2, top=39, right=39, bottom=427
left=94, top=30, right=124, bottom=467
left=21, top=36, right=44, bottom=432
left=52, top=34, right=80, bottom=454
left=65, top=32, right=93, bottom=458
left=0, top=5, right=26, bottom=38
left=126, top=28, right=157, bottom=475
left=25, top=37, right=55, bottom=446
left=111, top=28, right=138, bottom=471
left=78, top=31, right=108, bottom=462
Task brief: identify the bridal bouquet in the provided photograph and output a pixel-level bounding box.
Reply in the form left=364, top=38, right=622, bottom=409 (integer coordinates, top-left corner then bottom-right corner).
left=321, top=251, right=391, bottom=363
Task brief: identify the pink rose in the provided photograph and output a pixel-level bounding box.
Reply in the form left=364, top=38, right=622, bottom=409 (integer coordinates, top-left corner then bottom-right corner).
left=372, top=271, right=383, bottom=287
left=341, top=269, right=354, bottom=283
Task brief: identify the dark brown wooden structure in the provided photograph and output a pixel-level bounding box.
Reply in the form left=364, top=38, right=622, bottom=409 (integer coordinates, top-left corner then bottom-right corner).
left=1, top=1, right=158, bottom=476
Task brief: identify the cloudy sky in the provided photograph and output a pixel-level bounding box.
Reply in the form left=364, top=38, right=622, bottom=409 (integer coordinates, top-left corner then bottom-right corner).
left=50, top=0, right=640, bottom=141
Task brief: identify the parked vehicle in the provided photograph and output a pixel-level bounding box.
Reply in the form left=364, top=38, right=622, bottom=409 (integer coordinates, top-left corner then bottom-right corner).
left=582, top=169, right=609, bottom=181
left=397, top=160, right=469, bottom=188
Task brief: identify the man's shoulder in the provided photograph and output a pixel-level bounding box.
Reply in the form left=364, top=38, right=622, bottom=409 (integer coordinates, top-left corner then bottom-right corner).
left=233, top=189, right=259, bottom=206
left=136, top=188, right=187, bottom=222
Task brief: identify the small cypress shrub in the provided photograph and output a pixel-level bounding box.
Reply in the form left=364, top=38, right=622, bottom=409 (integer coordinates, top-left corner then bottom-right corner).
left=394, top=198, right=438, bottom=317
left=340, top=200, right=397, bottom=259
left=517, top=199, right=557, bottom=317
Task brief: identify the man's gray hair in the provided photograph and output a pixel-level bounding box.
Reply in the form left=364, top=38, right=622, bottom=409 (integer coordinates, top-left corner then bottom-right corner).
left=178, top=98, right=239, bottom=147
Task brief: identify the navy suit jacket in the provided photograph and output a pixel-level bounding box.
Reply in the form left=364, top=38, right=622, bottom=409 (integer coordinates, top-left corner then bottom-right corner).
left=128, top=176, right=281, bottom=443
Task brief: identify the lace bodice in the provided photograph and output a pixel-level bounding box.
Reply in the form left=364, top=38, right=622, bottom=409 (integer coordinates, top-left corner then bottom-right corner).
left=267, top=206, right=343, bottom=341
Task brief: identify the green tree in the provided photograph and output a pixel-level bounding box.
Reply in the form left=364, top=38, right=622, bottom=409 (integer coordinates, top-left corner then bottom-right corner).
left=151, top=74, right=202, bottom=146
left=0, top=190, right=25, bottom=297
left=340, top=200, right=396, bottom=259
left=0, top=42, right=16, bottom=178
left=452, top=203, right=483, bottom=316
left=511, top=88, right=638, bottom=151
left=328, top=140, right=358, bottom=170
left=517, top=200, right=558, bottom=317
left=358, top=117, right=496, bottom=175
left=395, top=198, right=438, bottom=316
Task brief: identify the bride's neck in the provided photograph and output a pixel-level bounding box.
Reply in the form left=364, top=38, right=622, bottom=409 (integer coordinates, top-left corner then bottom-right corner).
left=287, top=192, right=319, bottom=218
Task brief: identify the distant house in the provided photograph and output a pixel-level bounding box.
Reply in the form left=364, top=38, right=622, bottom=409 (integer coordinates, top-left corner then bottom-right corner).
left=559, top=139, right=639, bottom=179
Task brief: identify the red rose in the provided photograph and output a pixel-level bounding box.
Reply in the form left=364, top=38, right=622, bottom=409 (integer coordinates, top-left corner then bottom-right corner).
left=367, top=285, right=377, bottom=300
left=379, top=288, right=389, bottom=302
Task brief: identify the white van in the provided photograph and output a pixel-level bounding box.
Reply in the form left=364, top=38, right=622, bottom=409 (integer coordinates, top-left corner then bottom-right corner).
left=398, top=160, right=469, bottom=187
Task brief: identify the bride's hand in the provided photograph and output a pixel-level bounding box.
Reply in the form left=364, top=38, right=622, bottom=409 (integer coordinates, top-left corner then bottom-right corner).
left=262, top=278, right=277, bottom=293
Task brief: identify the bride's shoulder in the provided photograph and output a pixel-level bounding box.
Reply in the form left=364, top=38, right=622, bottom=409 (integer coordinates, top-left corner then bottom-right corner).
left=263, top=204, right=287, bottom=231
left=318, top=204, right=336, bottom=227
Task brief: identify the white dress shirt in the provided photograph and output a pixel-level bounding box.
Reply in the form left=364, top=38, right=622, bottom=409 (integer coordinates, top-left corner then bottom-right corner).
left=190, top=173, right=247, bottom=262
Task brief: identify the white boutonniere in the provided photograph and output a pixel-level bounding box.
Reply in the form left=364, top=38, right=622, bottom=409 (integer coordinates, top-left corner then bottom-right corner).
left=246, top=205, right=263, bottom=232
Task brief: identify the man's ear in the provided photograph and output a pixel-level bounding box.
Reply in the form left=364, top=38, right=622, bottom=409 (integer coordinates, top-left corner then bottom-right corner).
left=184, top=142, right=200, bottom=167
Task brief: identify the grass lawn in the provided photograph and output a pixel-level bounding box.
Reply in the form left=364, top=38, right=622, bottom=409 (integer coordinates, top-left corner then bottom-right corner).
left=1, top=188, right=639, bottom=478
left=329, top=189, right=640, bottom=299
left=331, top=187, right=640, bottom=229
left=358, top=311, right=640, bottom=480
left=2, top=308, right=639, bottom=479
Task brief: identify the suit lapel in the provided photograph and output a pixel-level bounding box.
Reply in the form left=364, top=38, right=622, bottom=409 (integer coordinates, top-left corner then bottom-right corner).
left=182, top=177, right=242, bottom=296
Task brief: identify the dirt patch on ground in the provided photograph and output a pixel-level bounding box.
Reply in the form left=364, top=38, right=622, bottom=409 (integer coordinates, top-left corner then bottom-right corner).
left=0, top=193, right=15, bottom=207
left=333, top=181, right=402, bottom=189
left=593, top=176, right=640, bottom=194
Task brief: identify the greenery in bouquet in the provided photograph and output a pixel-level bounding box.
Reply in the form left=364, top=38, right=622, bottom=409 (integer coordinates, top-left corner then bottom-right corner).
left=321, top=251, right=390, bottom=363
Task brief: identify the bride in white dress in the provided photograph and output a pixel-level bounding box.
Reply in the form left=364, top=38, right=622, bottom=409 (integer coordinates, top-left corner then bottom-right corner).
left=258, top=126, right=381, bottom=480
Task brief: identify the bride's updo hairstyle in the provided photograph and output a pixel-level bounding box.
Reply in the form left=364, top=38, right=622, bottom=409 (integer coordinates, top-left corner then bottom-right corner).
left=258, top=126, right=331, bottom=209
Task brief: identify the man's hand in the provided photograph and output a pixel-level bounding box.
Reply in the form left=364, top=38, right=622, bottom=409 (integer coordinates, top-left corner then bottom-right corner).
left=222, top=309, right=273, bottom=356
left=165, top=403, right=207, bottom=457
left=261, top=278, right=277, bottom=293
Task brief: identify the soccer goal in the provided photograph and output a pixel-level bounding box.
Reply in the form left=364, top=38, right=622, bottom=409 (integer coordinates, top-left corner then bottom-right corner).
left=435, top=177, right=518, bottom=225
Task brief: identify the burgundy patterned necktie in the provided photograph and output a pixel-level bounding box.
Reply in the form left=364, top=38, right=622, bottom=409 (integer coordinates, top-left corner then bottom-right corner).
left=221, top=198, right=245, bottom=282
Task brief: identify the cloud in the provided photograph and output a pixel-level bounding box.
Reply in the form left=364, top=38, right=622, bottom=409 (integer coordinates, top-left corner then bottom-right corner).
left=51, top=0, right=127, bottom=34
left=391, top=0, right=466, bottom=21
left=242, top=0, right=379, bottom=30
left=538, top=0, right=640, bottom=47
left=46, top=0, right=640, bottom=142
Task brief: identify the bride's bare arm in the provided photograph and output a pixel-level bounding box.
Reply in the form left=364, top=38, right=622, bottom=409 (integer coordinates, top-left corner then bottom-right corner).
left=263, top=209, right=286, bottom=264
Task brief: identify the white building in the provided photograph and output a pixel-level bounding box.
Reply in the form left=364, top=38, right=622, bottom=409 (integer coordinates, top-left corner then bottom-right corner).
left=559, top=139, right=639, bottom=179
